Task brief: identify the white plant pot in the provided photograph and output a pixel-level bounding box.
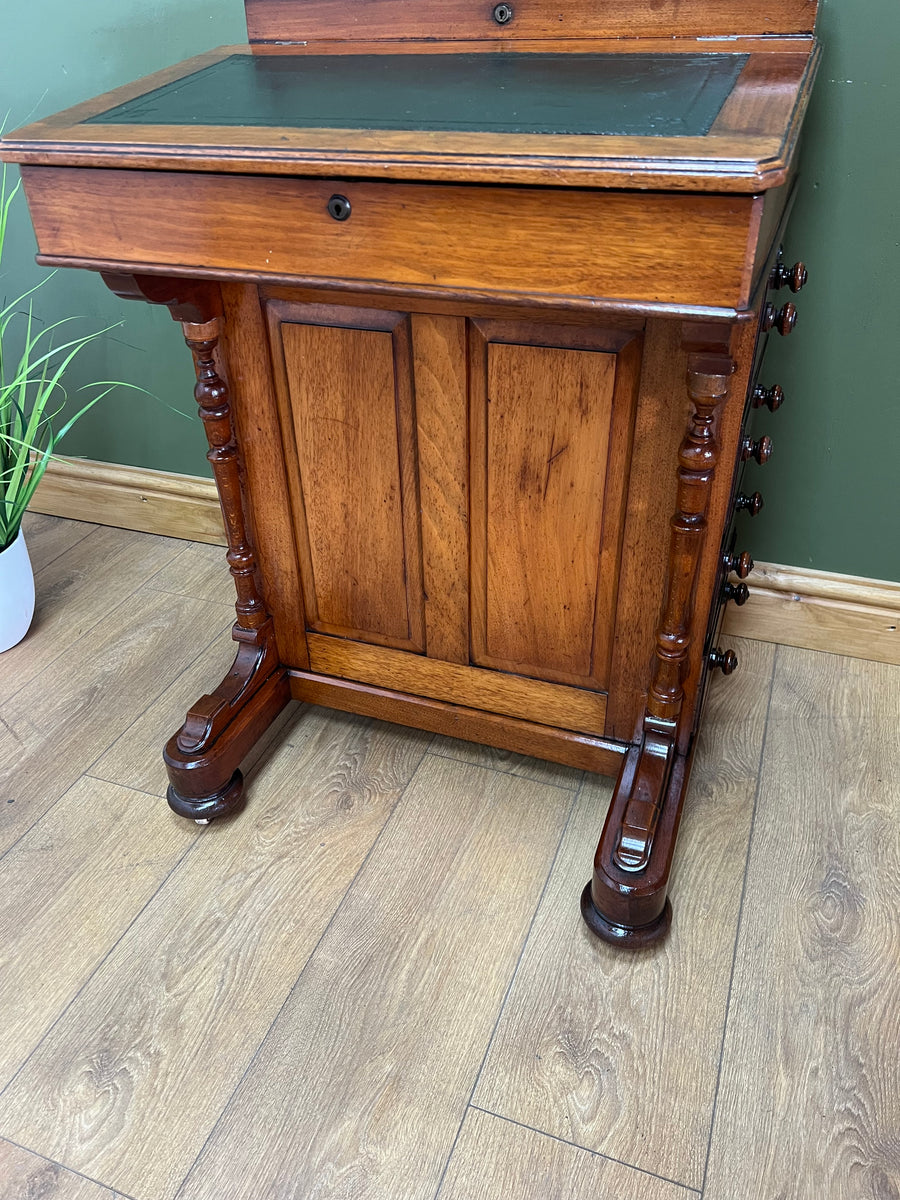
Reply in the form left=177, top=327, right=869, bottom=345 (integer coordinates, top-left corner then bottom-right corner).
left=0, top=529, right=36, bottom=653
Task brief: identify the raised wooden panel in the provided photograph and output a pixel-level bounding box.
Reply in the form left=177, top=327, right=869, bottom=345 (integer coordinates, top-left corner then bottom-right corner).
left=268, top=303, right=425, bottom=653
left=470, top=323, right=641, bottom=689
left=245, top=0, right=818, bottom=42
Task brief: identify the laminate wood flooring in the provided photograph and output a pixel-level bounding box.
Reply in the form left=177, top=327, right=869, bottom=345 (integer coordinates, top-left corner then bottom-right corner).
left=0, top=515, right=897, bottom=1200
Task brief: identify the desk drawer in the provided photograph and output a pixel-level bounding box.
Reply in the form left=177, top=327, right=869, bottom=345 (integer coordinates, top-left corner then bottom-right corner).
left=22, top=166, right=757, bottom=308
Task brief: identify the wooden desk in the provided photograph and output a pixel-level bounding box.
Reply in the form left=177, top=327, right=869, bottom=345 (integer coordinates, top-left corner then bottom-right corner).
left=2, top=0, right=821, bottom=947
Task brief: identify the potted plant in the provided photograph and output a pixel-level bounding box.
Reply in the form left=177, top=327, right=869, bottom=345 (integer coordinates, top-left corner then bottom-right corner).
left=0, top=156, right=136, bottom=651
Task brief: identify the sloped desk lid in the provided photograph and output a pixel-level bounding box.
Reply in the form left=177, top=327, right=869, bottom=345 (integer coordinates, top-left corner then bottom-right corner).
left=2, top=42, right=820, bottom=191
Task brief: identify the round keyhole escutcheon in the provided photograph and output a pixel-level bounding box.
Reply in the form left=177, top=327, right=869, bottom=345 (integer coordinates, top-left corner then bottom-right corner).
left=327, top=194, right=352, bottom=222
left=493, top=4, right=513, bottom=24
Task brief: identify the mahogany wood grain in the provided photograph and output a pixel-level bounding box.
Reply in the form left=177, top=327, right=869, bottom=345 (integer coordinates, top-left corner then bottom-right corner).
left=21, top=167, right=760, bottom=308
left=678, top=315, right=764, bottom=741
left=288, top=671, right=626, bottom=776
left=604, top=321, right=690, bottom=743
left=469, top=325, right=639, bottom=690
left=411, top=314, right=470, bottom=665
left=245, top=0, right=818, bottom=42
left=247, top=37, right=818, bottom=56
left=0, top=5, right=821, bottom=956
left=305, top=634, right=608, bottom=736
left=472, top=337, right=613, bottom=686
left=220, top=283, right=310, bottom=668
left=711, top=53, right=810, bottom=137
left=586, top=341, right=742, bottom=944
left=3, top=43, right=820, bottom=192
left=43, top=254, right=762, bottom=323
left=274, top=312, right=425, bottom=652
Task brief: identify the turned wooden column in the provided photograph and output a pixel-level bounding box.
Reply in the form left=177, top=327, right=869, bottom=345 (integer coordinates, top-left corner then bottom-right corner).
left=582, top=349, right=735, bottom=946
left=184, top=319, right=268, bottom=635
left=100, top=273, right=291, bottom=821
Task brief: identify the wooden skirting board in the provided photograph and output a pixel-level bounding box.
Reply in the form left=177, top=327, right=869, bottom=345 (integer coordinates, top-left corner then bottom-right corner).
left=32, top=454, right=226, bottom=547
left=31, top=456, right=900, bottom=666
left=723, top=562, right=900, bottom=667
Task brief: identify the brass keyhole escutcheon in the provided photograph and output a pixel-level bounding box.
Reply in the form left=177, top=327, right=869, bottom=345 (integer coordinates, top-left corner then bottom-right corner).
left=327, top=194, right=352, bottom=221
left=493, top=4, right=513, bottom=24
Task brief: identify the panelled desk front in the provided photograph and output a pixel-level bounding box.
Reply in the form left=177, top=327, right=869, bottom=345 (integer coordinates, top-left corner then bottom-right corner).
left=2, top=0, right=821, bottom=947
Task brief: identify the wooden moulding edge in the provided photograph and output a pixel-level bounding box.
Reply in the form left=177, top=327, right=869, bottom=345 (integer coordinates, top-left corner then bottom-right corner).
left=288, top=670, right=628, bottom=776
left=31, top=456, right=900, bottom=667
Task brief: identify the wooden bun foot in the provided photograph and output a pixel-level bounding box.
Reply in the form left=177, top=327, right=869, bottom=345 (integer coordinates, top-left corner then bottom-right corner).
left=166, top=770, right=244, bottom=823
left=580, top=883, right=672, bottom=948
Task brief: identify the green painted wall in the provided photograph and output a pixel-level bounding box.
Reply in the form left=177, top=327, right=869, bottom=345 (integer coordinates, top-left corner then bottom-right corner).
left=2, top=0, right=897, bottom=581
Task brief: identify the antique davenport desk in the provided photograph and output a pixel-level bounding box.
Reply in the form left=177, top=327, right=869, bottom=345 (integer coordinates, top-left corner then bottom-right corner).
left=3, top=0, right=820, bottom=947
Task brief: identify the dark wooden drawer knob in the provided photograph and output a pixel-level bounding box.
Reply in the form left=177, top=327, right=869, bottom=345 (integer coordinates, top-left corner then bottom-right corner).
left=763, top=302, right=798, bottom=336
left=770, top=260, right=809, bottom=293
left=723, top=581, right=750, bottom=606
left=734, top=491, right=764, bottom=517
left=724, top=549, right=755, bottom=579
left=709, top=648, right=739, bottom=675
left=742, top=434, right=773, bottom=465
left=753, top=384, right=785, bottom=412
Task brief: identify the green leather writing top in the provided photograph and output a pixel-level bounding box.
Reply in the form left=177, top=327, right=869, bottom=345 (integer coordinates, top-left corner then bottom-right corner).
left=85, top=52, right=748, bottom=137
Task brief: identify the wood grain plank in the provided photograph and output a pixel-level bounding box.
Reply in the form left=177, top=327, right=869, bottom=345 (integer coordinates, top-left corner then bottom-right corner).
left=21, top=169, right=755, bottom=309
left=428, top=732, right=584, bottom=789
left=142, top=541, right=232, bottom=604
left=20, top=512, right=97, bottom=573
left=0, top=1139, right=118, bottom=1200
left=175, top=754, right=573, bottom=1200
left=604, top=320, right=689, bottom=742
left=0, top=589, right=235, bottom=856
left=245, top=0, right=818, bottom=40
left=725, top=587, right=900, bottom=667
left=306, top=633, right=608, bottom=735
left=0, top=525, right=183, bottom=705
left=0, top=777, right=196, bottom=1090
left=411, top=313, right=469, bottom=664
left=222, top=282, right=310, bottom=668
left=475, top=342, right=616, bottom=685
left=30, top=456, right=226, bottom=546
left=280, top=318, right=424, bottom=650
left=704, top=648, right=900, bottom=1199
left=437, top=1109, right=697, bottom=1200
left=474, top=638, right=776, bottom=1188
left=0, top=710, right=430, bottom=1200
left=290, top=670, right=624, bottom=776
